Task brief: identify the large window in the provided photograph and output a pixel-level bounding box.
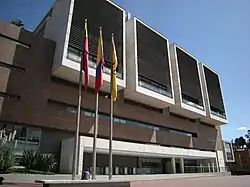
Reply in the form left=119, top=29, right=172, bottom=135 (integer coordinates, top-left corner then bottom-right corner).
left=49, top=100, right=196, bottom=138
left=136, top=21, right=171, bottom=89
left=0, top=122, right=41, bottom=155
left=224, top=141, right=234, bottom=162
left=68, top=0, right=124, bottom=77
left=203, top=66, right=226, bottom=118
left=176, top=47, right=203, bottom=108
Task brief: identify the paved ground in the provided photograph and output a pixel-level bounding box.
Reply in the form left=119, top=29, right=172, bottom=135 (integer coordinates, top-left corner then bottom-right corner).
left=2, top=182, right=42, bottom=187
left=132, top=175, right=250, bottom=187
left=2, top=175, right=250, bottom=187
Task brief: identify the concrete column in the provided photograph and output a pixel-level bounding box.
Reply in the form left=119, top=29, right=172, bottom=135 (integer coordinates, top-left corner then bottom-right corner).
left=180, top=158, right=185, bottom=173
left=78, top=137, right=84, bottom=175
left=215, top=157, right=219, bottom=172
left=105, top=167, right=109, bottom=175
left=212, top=162, right=215, bottom=172
left=133, top=168, right=136, bottom=175
left=171, top=157, right=176, bottom=174
left=208, top=163, right=211, bottom=173
left=115, top=167, right=119, bottom=175
left=124, top=167, right=128, bottom=175
left=200, top=164, right=203, bottom=173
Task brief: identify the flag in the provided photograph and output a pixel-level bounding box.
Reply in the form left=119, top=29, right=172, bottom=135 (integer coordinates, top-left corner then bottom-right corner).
left=82, top=19, right=89, bottom=89
left=111, top=34, right=118, bottom=101
left=95, top=28, right=104, bottom=94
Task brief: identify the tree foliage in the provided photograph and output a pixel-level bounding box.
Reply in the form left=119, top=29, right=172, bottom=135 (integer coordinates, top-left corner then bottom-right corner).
left=245, top=130, right=250, bottom=148
left=234, top=136, right=246, bottom=149
left=10, top=19, right=24, bottom=28
left=0, top=147, right=15, bottom=173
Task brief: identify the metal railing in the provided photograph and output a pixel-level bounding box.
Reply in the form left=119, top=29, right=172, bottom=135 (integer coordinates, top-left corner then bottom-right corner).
left=185, top=166, right=230, bottom=173
left=211, top=110, right=227, bottom=119
left=67, top=49, right=123, bottom=79
left=138, top=75, right=172, bottom=98
left=182, top=97, right=204, bottom=110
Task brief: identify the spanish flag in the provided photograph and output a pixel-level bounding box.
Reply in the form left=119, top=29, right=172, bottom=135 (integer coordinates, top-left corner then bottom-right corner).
left=83, top=19, right=89, bottom=89
left=95, top=28, right=104, bottom=94
left=111, top=34, right=118, bottom=101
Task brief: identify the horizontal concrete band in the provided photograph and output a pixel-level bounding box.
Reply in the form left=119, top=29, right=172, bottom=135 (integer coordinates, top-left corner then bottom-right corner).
left=35, top=172, right=231, bottom=184
left=81, top=136, right=216, bottom=159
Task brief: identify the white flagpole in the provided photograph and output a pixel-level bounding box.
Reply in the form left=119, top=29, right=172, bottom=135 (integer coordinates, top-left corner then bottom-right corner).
left=92, top=92, right=99, bottom=180
left=92, top=27, right=102, bottom=180
left=72, top=43, right=83, bottom=181
left=109, top=33, right=115, bottom=180
left=109, top=88, right=113, bottom=180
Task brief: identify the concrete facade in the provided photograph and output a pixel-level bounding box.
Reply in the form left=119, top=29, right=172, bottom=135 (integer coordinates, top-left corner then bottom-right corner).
left=124, top=17, right=175, bottom=109
left=0, top=0, right=228, bottom=176
left=199, top=63, right=228, bottom=125
left=169, top=44, right=206, bottom=119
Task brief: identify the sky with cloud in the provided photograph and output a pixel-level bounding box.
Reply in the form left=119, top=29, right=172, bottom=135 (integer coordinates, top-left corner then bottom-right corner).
left=0, top=0, right=249, bottom=141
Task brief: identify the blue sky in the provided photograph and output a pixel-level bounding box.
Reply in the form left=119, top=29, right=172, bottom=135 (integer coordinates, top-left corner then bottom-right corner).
left=1, top=0, right=250, bottom=141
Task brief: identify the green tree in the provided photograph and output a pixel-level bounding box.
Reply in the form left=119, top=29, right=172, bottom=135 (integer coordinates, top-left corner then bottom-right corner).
left=239, top=136, right=246, bottom=148
left=234, top=137, right=246, bottom=149
left=10, top=19, right=24, bottom=28
left=0, top=147, right=15, bottom=173
left=245, top=130, right=250, bottom=148
left=234, top=138, right=240, bottom=149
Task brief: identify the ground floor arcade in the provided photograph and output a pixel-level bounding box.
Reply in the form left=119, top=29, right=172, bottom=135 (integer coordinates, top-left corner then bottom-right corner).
left=60, top=136, right=226, bottom=175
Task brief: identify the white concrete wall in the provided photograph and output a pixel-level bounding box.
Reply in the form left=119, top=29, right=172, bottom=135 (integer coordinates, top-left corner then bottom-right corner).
left=44, top=0, right=126, bottom=91
left=60, top=138, right=74, bottom=174
left=59, top=137, right=84, bottom=175
left=199, top=63, right=228, bottom=124
left=81, top=136, right=216, bottom=159
left=216, top=150, right=226, bottom=172
left=169, top=44, right=182, bottom=106
left=124, top=18, right=174, bottom=108
left=198, top=63, right=210, bottom=116
left=43, top=0, right=74, bottom=72
left=169, top=44, right=206, bottom=118
left=125, top=17, right=137, bottom=95
left=60, top=136, right=221, bottom=174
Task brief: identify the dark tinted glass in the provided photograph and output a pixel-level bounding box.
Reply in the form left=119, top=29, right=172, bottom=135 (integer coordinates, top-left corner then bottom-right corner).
left=176, top=47, right=203, bottom=105
left=136, top=21, right=171, bottom=88
left=68, top=0, right=124, bottom=74
left=204, top=66, right=225, bottom=113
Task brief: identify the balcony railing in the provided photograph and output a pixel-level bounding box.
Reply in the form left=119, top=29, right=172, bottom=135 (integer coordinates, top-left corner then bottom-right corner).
left=138, top=75, right=172, bottom=98
left=182, top=94, right=204, bottom=110
left=211, top=110, right=226, bottom=119
left=67, top=47, right=123, bottom=79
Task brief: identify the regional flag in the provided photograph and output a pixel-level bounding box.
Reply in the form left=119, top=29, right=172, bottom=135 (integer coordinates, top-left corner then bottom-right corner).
left=111, top=34, right=118, bottom=101
left=83, top=19, right=89, bottom=89
left=94, top=28, right=104, bottom=94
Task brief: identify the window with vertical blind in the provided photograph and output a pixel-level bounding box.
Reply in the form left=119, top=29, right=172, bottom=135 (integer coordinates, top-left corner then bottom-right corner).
left=136, top=21, right=171, bottom=91
left=176, top=47, right=203, bottom=108
left=67, top=0, right=124, bottom=76
left=204, top=66, right=226, bottom=118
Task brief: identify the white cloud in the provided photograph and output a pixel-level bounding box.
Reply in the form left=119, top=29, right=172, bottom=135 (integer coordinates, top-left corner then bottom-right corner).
left=237, top=126, right=247, bottom=131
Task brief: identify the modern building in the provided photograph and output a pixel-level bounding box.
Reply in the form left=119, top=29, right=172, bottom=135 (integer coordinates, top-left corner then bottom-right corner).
left=0, top=0, right=228, bottom=176
left=230, top=148, right=250, bottom=172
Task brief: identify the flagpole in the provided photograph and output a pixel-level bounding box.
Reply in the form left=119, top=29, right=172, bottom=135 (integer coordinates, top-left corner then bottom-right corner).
left=109, top=33, right=115, bottom=180
left=92, top=92, right=99, bottom=180
left=72, top=39, right=83, bottom=181
left=92, top=27, right=102, bottom=180
left=109, top=88, right=113, bottom=180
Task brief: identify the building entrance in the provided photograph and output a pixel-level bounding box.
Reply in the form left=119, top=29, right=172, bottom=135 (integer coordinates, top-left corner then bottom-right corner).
left=83, top=153, right=164, bottom=175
